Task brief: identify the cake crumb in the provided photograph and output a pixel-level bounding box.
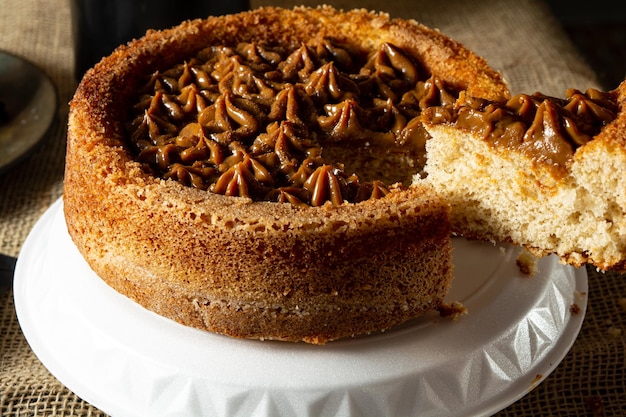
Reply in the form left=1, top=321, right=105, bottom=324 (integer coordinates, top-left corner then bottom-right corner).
left=607, top=326, right=622, bottom=337
left=437, top=301, right=468, bottom=320
left=570, top=303, right=581, bottom=315
left=516, top=249, right=539, bottom=276
left=584, top=396, right=605, bottom=417
left=302, top=335, right=329, bottom=345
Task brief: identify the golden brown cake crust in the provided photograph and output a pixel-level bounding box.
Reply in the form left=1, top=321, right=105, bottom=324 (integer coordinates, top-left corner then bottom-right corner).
left=64, top=6, right=509, bottom=343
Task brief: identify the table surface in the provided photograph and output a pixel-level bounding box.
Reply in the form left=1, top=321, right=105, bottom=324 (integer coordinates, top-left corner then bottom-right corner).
left=1, top=0, right=625, bottom=416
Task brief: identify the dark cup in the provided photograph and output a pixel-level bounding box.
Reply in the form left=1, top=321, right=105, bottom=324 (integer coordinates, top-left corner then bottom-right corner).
left=71, top=0, right=250, bottom=79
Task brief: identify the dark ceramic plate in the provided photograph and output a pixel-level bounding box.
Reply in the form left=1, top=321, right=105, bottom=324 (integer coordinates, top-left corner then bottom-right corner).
left=0, top=50, right=57, bottom=174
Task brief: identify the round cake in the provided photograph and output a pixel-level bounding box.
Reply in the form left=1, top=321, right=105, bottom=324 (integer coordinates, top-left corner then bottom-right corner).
left=63, top=6, right=509, bottom=343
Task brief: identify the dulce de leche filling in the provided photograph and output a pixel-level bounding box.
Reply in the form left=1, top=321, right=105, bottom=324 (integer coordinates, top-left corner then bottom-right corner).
left=126, top=38, right=459, bottom=206
left=423, top=87, right=618, bottom=176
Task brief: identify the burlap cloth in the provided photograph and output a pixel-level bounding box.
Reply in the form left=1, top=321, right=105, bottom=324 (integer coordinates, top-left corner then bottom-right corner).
left=0, top=0, right=624, bottom=415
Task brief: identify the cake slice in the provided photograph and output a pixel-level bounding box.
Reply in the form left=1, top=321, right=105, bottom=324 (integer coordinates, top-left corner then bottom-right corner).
left=419, top=82, right=626, bottom=271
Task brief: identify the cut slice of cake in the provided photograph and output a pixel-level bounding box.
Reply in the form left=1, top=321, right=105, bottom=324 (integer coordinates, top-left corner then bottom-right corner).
left=419, top=82, right=626, bottom=271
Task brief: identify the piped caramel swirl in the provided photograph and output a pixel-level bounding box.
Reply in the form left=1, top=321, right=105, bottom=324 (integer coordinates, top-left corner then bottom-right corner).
left=126, top=38, right=458, bottom=206
left=423, top=87, right=618, bottom=175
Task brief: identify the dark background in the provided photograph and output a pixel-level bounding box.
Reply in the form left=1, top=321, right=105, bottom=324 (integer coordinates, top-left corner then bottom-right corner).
left=546, top=0, right=625, bottom=90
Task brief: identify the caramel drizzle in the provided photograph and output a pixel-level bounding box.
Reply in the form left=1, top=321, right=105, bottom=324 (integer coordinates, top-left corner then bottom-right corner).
left=127, top=39, right=457, bottom=206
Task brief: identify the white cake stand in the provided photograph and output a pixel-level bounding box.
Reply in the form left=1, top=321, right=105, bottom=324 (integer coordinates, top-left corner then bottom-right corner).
left=14, top=198, right=587, bottom=417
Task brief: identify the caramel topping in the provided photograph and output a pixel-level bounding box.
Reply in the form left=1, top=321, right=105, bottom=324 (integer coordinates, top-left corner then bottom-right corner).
left=423, top=88, right=618, bottom=174
left=303, top=165, right=344, bottom=207
left=128, top=39, right=462, bottom=206
left=305, top=62, right=358, bottom=102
